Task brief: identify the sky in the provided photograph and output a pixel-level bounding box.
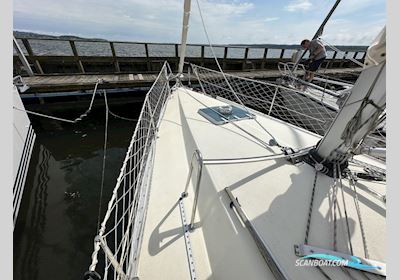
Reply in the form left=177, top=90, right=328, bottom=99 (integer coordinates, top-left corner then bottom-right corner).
left=13, top=0, right=386, bottom=45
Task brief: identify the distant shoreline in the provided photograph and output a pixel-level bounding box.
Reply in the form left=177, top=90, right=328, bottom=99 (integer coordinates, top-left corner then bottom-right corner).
left=13, top=30, right=368, bottom=49
left=13, top=30, right=107, bottom=42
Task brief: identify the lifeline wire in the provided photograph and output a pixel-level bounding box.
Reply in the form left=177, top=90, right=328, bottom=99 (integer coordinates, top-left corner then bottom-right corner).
left=97, top=90, right=110, bottom=232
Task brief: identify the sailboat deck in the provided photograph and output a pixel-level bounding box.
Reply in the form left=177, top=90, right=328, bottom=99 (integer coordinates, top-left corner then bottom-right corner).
left=137, top=87, right=385, bottom=280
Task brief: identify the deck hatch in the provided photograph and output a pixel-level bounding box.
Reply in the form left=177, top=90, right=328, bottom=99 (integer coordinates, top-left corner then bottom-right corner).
left=198, top=105, right=255, bottom=125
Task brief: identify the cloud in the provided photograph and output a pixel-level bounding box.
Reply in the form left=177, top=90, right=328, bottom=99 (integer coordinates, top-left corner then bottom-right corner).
left=194, top=0, right=254, bottom=18
left=264, top=17, right=280, bottom=22
left=321, top=18, right=386, bottom=45
left=284, top=0, right=312, bottom=12
left=13, top=0, right=385, bottom=45
left=334, top=0, right=383, bottom=16
left=14, top=0, right=256, bottom=42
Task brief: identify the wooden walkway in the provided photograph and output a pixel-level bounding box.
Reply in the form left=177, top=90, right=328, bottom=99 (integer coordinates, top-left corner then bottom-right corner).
left=20, top=67, right=362, bottom=93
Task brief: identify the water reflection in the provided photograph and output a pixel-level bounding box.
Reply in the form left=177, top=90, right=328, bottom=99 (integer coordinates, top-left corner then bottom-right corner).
left=14, top=105, right=137, bottom=280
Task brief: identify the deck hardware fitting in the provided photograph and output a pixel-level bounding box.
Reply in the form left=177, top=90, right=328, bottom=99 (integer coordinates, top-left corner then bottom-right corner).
left=225, top=187, right=289, bottom=280
left=182, top=149, right=204, bottom=230
left=179, top=197, right=198, bottom=280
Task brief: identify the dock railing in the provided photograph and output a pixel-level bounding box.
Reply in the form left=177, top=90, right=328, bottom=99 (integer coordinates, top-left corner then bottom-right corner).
left=13, top=36, right=367, bottom=76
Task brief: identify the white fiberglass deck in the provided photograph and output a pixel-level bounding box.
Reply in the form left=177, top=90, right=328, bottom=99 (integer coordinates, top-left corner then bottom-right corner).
left=137, top=87, right=385, bottom=280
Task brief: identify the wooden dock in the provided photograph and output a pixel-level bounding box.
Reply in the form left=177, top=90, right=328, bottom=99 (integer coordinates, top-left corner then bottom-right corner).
left=13, top=37, right=366, bottom=95
left=14, top=37, right=366, bottom=76
left=20, top=67, right=362, bottom=94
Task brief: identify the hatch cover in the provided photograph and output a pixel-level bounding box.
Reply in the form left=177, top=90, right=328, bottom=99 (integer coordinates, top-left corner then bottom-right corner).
left=198, top=105, right=255, bottom=125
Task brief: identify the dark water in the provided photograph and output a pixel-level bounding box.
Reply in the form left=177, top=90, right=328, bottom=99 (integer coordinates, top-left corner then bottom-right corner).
left=13, top=101, right=142, bottom=280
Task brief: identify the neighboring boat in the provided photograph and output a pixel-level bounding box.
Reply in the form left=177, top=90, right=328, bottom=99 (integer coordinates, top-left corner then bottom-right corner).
left=85, top=0, right=386, bottom=278
left=277, top=61, right=353, bottom=111
left=13, top=79, right=36, bottom=228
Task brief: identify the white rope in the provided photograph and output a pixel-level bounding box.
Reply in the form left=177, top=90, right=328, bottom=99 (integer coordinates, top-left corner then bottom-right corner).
left=13, top=106, right=77, bottom=123
left=108, top=110, right=137, bottom=122
left=14, top=80, right=139, bottom=277
left=13, top=80, right=101, bottom=123
left=14, top=103, right=138, bottom=124
left=14, top=80, right=137, bottom=124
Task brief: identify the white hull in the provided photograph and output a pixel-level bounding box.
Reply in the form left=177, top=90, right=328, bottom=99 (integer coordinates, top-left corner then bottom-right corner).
left=13, top=86, right=36, bottom=227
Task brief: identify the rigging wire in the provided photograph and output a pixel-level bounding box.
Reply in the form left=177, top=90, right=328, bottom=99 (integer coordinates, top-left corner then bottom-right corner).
left=312, top=61, right=386, bottom=167
left=332, top=163, right=339, bottom=251
left=190, top=4, right=384, bottom=279
left=303, top=160, right=382, bottom=279
left=303, top=170, right=334, bottom=280
left=181, top=85, right=278, bottom=150
left=331, top=164, right=358, bottom=279
left=337, top=163, right=354, bottom=255
left=304, top=170, right=318, bottom=244
left=193, top=0, right=281, bottom=147
left=97, top=90, right=109, bottom=231
left=348, top=172, right=370, bottom=259
left=319, top=38, right=365, bottom=68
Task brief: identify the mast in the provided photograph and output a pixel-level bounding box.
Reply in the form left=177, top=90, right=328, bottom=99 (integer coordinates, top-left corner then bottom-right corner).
left=312, top=0, right=341, bottom=39
left=312, top=27, right=386, bottom=168
left=178, top=0, right=192, bottom=74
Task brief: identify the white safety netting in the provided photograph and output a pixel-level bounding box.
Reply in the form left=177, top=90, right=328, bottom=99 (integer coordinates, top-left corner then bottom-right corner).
left=364, top=128, right=386, bottom=149
left=191, top=64, right=386, bottom=161
left=191, top=64, right=338, bottom=135
left=88, top=62, right=172, bottom=280
left=276, top=62, right=386, bottom=161
left=361, top=114, right=386, bottom=161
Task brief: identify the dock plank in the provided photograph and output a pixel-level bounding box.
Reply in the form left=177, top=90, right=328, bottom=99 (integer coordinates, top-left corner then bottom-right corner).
left=20, top=67, right=362, bottom=94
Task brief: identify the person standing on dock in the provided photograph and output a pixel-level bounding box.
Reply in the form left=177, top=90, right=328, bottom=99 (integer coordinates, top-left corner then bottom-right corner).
left=300, top=38, right=327, bottom=82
